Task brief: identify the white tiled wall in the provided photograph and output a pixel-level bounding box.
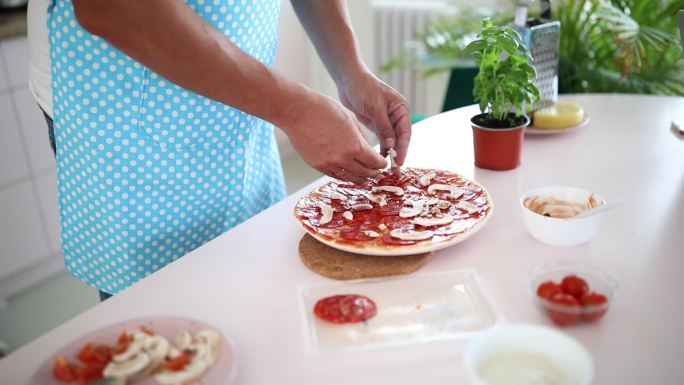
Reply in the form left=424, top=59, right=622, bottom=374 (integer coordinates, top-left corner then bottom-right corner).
left=0, top=36, right=63, bottom=300
left=0, top=93, right=31, bottom=186
left=0, top=47, right=8, bottom=92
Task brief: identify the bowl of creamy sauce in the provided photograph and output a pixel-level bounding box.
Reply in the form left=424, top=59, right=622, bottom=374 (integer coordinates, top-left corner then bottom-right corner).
left=520, top=186, right=607, bottom=247
left=464, top=324, right=593, bottom=385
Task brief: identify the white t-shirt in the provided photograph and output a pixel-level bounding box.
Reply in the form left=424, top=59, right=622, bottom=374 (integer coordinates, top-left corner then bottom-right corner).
left=27, top=0, right=53, bottom=117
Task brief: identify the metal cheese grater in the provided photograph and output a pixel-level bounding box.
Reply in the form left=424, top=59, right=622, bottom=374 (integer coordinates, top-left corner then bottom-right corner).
left=514, top=0, right=560, bottom=109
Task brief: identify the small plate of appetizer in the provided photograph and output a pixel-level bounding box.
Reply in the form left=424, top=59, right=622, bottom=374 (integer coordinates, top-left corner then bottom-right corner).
left=29, top=316, right=236, bottom=385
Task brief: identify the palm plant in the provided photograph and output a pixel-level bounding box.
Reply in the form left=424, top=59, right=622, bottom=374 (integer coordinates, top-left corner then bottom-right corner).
left=557, top=0, right=684, bottom=95
left=383, top=0, right=684, bottom=96
left=380, top=8, right=512, bottom=76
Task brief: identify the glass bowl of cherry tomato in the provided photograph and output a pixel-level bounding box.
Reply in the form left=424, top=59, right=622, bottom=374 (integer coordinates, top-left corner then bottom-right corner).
left=528, top=261, right=619, bottom=327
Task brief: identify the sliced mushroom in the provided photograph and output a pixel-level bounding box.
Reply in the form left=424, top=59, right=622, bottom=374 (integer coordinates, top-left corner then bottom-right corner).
left=330, top=191, right=346, bottom=201
left=427, top=184, right=465, bottom=198
left=372, top=186, right=404, bottom=196
left=195, top=329, right=221, bottom=366
left=155, top=329, right=221, bottom=385
left=399, top=200, right=425, bottom=218
left=424, top=197, right=441, bottom=206
left=363, top=230, right=381, bottom=238
left=318, top=202, right=334, bottom=225
left=112, top=331, right=148, bottom=363
left=390, top=229, right=434, bottom=241
left=430, top=207, right=441, bottom=214
left=103, top=352, right=151, bottom=379
left=436, top=200, right=451, bottom=209
left=388, top=148, right=397, bottom=168
left=351, top=203, right=373, bottom=211
left=419, top=172, right=436, bottom=186
left=342, top=211, right=353, bottom=220
left=175, top=331, right=193, bottom=351
left=457, top=201, right=480, bottom=214
left=139, top=334, right=170, bottom=376
left=368, top=194, right=388, bottom=207
left=167, top=346, right=182, bottom=360
left=412, top=214, right=454, bottom=227
left=109, top=378, right=127, bottom=385
left=378, top=223, right=388, bottom=231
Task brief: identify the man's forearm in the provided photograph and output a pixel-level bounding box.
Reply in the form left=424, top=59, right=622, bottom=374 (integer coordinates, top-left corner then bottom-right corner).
left=290, top=0, right=368, bottom=85
left=72, top=0, right=309, bottom=129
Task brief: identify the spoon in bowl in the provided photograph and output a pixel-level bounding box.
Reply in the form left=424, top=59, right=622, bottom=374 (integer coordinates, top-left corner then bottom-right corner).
left=574, top=200, right=621, bottom=219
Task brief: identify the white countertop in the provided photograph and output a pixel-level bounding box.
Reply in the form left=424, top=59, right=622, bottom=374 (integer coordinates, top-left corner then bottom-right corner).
left=1, top=94, right=683, bottom=384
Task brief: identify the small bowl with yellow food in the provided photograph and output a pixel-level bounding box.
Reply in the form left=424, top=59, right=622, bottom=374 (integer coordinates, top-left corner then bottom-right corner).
left=528, top=102, right=588, bottom=134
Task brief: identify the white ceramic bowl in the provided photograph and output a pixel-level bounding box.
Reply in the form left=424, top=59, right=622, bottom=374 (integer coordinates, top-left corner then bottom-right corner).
left=464, top=324, right=593, bottom=385
left=520, top=186, right=606, bottom=247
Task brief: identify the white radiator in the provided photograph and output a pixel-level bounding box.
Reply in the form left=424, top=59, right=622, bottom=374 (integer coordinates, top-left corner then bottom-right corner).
left=371, top=0, right=454, bottom=116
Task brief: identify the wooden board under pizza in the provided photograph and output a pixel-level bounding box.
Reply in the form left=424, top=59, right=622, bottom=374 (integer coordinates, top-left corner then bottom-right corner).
left=294, top=168, right=494, bottom=256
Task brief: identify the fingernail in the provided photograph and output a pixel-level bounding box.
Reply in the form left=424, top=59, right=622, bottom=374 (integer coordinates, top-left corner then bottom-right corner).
left=384, top=138, right=395, bottom=148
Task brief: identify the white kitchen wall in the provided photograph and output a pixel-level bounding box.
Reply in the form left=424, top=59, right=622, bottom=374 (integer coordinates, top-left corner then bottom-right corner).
left=0, top=36, right=62, bottom=301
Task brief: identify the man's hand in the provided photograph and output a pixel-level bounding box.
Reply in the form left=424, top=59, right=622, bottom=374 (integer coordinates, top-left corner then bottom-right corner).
left=338, top=71, right=411, bottom=166
left=291, top=0, right=412, bottom=167
left=281, top=91, right=387, bottom=185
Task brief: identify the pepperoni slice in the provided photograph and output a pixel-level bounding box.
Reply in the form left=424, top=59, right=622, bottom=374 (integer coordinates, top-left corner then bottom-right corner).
left=314, top=295, right=377, bottom=324
left=382, top=216, right=412, bottom=229
left=340, top=227, right=374, bottom=241
left=319, top=216, right=345, bottom=228
left=353, top=210, right=382, bottom=225
left=378, top=201, right=403, bottom=216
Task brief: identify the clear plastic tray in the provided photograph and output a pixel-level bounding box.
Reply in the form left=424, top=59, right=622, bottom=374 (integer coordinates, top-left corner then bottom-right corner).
left=299, top=269, right=502, bottom=353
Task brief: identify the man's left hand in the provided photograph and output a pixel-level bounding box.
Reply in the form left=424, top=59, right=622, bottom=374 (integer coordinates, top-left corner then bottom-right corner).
left=338, top=72, right=411, bottom=167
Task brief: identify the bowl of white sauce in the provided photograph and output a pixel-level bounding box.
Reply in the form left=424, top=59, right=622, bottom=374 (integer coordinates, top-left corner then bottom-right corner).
left=464, top=324, right=593, bottom=385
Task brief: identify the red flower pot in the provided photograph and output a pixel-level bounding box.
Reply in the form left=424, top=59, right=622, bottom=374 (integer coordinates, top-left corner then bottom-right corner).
left=471, top=114, right=530, bottom=171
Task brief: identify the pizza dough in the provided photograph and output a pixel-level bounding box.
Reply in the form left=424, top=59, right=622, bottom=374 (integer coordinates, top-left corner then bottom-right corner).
left=294, top=168, right=493, bottom=256
left=298, top=234, right=432, bottom=280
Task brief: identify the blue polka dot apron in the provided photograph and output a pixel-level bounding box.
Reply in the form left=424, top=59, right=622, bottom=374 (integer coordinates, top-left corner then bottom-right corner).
left=49, top=0, right=286, bottom=294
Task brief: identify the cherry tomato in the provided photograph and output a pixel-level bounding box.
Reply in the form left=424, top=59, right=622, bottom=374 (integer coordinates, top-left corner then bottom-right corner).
left=561, top=275, right=589, bottom=300
left=165, top=351, right=189, bottom=372
left=76, top=363, right=105, bottom=385
left=547, top=293, right=581, bottom=326
left=580, top=291, right=608, bottom=322
left=53, top=356, right=78, bottom=382
left=536, top=280, right=563, bottom=300
left=113, top=332, right=132, bottom=355
left=77, top=343, right=95, bottom=364
left=93, top=345, right=112, bottom=364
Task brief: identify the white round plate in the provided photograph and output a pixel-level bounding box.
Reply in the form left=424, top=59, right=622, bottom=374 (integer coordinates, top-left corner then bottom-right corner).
left=526, top=116, right=590, bottom=135
left=29, top=316, right=236, bottom=385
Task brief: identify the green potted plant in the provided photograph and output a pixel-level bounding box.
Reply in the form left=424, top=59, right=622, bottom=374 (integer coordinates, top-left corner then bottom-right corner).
left=463, top=19, right=540, bottom=170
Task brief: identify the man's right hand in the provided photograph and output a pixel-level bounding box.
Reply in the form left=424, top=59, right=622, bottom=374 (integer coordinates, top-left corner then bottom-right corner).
left=280, top=92, right=387, bottom=185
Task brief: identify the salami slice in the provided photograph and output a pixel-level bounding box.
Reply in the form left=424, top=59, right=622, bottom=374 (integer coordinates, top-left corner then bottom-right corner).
left=314, top=294, right=377, bottom=324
